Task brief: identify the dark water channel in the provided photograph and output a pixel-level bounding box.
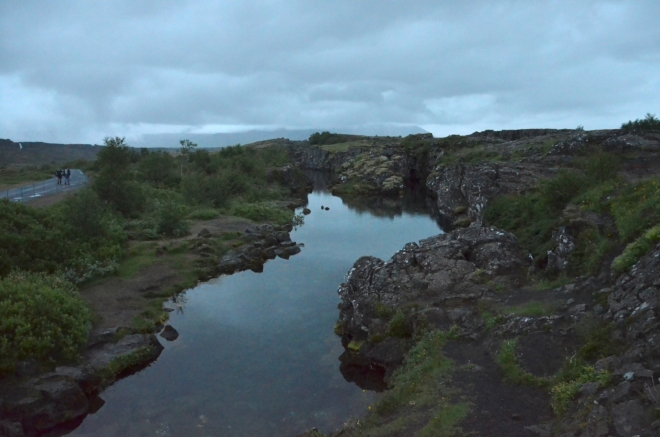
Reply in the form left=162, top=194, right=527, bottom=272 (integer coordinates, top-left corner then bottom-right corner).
left=68, top=185, right=444, bottom=437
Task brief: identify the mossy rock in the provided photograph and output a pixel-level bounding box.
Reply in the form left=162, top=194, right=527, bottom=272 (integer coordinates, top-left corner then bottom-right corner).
left=453, top=216, right=473, bottom=228
left=347, top=340, right=364, bottom=351
left=452, top=205, right=468, bottom=215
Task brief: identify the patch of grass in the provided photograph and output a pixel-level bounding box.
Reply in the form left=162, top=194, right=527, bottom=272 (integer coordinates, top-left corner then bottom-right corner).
left=534, top=275, right=571, bottom=290
left=98, top=347, right=156, bottom=381
left=610, top=178, right=660, bottom=242
left=550, top=365, right=610, bottom=416
left=481, top=311, right=503, bottom=331
left=374, top=330, right=455, bottom=415
left=331, top=180, right=379, bottom=196
left=117, top=253, right=159, bottom=279
left=132, top=299, right=168, bottom=333
left=374, top=302, right=395, bottom=320
left=484, top=192, right=558, bottom=263
left=0, top=165, right=55, bottom=189
left=347, top=330, right=469, bottom=436
left=576, top=318, right=625, bottom=361
left=418, top=403, right=470, bottom=437
left=496, top=339, right=548, bottom=387
left=506, top=301, right=559, bottom=317
left=319, top=140, right=371, bottom=153
left=230, top=203, right=294, bottom=225
left=568, top=227, right=617, bottom=275
left=188, top=208, right=221, bottom=220
left=612, top=224, right=660, bottom=273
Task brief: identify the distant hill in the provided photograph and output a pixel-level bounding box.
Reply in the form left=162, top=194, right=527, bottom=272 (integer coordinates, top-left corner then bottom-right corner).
left=133, top=126, right=429, bottom=148
left=0, top=139, right=101, bottom=167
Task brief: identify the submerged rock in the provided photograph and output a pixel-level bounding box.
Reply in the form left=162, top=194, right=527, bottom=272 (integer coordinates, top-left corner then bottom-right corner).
left=159, top=325, right=179, bottom=341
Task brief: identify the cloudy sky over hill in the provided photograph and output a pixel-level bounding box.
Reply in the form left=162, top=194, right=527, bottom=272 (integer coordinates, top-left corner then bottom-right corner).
left=1, top=0, right=659, bottom=143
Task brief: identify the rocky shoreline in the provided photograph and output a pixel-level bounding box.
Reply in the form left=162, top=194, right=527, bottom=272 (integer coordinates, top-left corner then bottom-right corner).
left=290, top=128, right=660, bottom=436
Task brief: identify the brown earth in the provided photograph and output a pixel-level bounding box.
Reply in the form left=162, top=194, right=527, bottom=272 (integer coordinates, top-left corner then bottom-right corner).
left=80, top=216, right=258, bottom=335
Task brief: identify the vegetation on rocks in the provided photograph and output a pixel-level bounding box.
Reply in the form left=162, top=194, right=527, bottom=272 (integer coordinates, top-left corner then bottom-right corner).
left=346, top=330, right=468, bottom=437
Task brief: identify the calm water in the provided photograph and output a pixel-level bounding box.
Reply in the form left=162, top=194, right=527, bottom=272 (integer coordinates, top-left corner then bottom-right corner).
left=68, top=188, right=443, bottom=437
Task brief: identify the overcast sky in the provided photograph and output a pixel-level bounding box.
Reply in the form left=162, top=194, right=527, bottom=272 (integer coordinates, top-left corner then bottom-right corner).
left=1, top=0, right=659, bottom=143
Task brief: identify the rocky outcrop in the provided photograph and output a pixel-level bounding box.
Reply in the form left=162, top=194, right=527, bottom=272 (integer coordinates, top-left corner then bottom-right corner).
left=335, top=226, right=530, bottom=380
left=208, top=224, right=303, bottom=277
left=267, top=164, right=313, bottom=196
left=425, top=162, right=553, bottom=225
left=333, top=228, right=660, bottom=436
left=0, top=334, right=163, bottom=436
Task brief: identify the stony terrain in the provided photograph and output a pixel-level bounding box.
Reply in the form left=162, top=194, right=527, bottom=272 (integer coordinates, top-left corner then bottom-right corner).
left=291, top=128, right=660, bottom=436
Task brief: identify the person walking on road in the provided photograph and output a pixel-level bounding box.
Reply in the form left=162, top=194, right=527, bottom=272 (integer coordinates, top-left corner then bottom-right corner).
left=56, top=169, right=62, bottom=185
left=64, top=169, right=71, bottom=185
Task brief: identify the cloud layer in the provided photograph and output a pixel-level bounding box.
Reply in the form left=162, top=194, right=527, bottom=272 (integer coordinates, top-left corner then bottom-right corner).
left=1, top=0, right=659, bottom=143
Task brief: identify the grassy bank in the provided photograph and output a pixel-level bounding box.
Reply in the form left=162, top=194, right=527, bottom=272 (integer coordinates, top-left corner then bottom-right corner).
left=0, top=137, right=306, bottom=373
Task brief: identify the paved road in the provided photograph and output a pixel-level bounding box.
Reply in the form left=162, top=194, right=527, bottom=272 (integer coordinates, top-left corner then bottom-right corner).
left=0, top=169, right=88, bottom=203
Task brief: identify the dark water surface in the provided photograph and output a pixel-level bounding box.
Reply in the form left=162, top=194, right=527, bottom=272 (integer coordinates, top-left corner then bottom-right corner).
left=68, top=188, right=443, bottom=437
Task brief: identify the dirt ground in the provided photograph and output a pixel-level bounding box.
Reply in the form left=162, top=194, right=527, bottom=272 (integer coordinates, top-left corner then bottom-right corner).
left=79, top=216, right=257, bottom=335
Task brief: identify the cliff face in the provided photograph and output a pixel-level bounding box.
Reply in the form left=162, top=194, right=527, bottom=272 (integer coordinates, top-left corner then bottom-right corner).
left=304, top=128, right=660, bottom=437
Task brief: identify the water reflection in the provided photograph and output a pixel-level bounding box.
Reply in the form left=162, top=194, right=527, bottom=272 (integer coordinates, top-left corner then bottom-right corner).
left=67, top=183, right=443, bottom=437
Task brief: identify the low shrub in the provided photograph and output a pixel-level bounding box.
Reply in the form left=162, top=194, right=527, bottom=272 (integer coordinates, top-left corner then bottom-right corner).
left=550, top=365, right=610, bottom=415
left=155, top=199, right=189, bottom=237
left=0, top=272, right=91, bottom=374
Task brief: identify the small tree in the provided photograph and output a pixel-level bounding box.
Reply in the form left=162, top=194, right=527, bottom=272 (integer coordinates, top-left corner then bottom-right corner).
left=179, top=139, right=198, bottom=177
left=93, top=137, right=144, bottom=217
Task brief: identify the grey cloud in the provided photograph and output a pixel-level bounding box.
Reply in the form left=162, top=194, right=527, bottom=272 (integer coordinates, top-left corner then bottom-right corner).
left=0, top=0, right=659, bottom=143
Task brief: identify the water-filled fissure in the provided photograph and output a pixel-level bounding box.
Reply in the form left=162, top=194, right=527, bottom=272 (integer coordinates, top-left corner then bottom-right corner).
left=67, top=183, right=444, bottom=437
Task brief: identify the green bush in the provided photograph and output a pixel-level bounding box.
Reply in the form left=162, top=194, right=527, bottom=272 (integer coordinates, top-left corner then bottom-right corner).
left=0, top=272, right=91, bottom=374
left=621, top=113, right=660, bottom=132
left=309, top=131, right=345, bottom=146
left=155, top=200, right=189, bottom=237
left=387, top=310, right=413, bottom=338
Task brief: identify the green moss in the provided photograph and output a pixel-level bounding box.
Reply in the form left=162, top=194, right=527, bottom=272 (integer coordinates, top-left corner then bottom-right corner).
left=452, top=217, right=472, bottom=228
left=348, top=340, right=364, bottom=351
left=99, top=347, right=155, bottom=381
